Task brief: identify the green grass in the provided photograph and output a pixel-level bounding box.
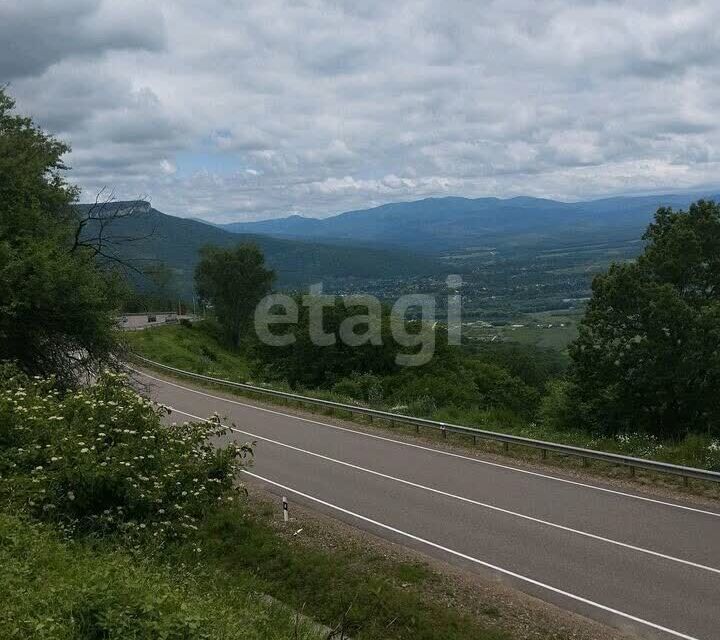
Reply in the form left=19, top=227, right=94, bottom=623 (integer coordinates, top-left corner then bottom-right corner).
left=500, top=324, right=578, bottom=351
left=184, top=504, right=509, bottom=640
left=0, top=513, right=324, bottom=640
left=464, top=310, right=583, bottom=352
left=125, top=322, right=252, bottom=381
left=0, top=506, right=512, bottom=640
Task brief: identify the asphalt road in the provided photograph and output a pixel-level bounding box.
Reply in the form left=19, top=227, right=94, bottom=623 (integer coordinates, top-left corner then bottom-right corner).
left=133, top=367, right=720, bottom=640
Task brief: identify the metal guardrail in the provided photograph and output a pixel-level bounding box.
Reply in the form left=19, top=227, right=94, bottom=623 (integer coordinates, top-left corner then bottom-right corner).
left=133, top=355, right=720, bottom=484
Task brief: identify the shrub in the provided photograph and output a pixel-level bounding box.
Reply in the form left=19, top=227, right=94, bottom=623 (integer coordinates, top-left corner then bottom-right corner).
left=406, top=395, right=438, bottom=417
left=332, top=373, right=384, bottom=404
left=538, top=378, right=583, bottom=431
left=0, top=365, right=252, bottom=543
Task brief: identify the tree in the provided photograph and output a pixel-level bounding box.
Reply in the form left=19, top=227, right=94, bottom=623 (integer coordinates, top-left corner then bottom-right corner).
left=0, top=88, right=124, bottom=385
left=569, top=200, right=720, bottom=439
left=251, top=296, right=400, bottom=387
left=194, top=244, right=275, bottom=346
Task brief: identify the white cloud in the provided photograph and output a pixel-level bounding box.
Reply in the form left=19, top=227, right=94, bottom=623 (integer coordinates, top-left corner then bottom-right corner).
left=2, top=0, right=720, bottom=222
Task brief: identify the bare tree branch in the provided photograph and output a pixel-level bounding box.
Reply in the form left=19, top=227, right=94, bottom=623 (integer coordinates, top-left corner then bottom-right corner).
left=70, top=189, right=158, bottom=276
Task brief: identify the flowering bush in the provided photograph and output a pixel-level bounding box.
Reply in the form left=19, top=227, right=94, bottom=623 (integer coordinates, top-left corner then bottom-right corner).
left=0, top=365, right=252, bottom=543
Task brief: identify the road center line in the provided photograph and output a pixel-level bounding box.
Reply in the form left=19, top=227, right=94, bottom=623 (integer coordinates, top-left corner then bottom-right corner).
left=132, top=368, right=720, bottom=519
left=242, top=470, right=703, bottom=640
left=170, top=405, right=720, bottom=576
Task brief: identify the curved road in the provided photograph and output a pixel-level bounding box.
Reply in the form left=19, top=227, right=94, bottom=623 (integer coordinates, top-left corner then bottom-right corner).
left=133, top=367, right=720, bottom=640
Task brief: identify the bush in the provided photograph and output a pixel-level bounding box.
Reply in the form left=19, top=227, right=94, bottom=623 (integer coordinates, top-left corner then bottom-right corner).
left=332, top=373, right=384, bottom=404
left=538, top=378, right=583, bottom=431
left=407, top=395, right=438, bottom=417
left=0, top=366, right=252, bottom=543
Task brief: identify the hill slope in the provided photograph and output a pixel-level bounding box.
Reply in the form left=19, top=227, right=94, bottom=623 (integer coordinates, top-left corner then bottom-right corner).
left=76, top=202, right=447, bottom=298
left=222, top=193, right=720, bottom=252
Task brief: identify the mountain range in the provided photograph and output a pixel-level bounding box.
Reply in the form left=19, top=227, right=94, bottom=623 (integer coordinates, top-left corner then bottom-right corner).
left=76, top=202, right=446, bottom=299
left=221, top=193, right=720, bottom=252
left=78, top=191, right=719, bottom=302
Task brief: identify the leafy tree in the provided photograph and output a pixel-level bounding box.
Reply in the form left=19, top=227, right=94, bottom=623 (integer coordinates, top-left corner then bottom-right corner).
left=569, top=200, right=720, bottom=439
left=0, top=88, right=123, bottom=385
left=251, top=296, right=400, bottom=387
left=470, top=342, right=568, bottom=391
left=384, top=356, right=539, bottom=418
left=194, top=244, right=275, bottom=346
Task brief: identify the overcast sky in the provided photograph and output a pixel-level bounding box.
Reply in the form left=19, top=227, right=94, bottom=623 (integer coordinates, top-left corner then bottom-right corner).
left=3, top=0, right=720, bottom=222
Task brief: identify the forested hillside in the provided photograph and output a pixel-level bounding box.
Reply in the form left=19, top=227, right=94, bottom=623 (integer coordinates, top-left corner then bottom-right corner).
left=76, top=201, right=449, bottom=298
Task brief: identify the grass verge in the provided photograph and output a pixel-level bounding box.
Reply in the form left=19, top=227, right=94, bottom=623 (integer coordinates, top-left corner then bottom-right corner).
left=0, top=513, right=323, bottom=640
left=179, top=502, right=511, bottom=640
left=0, top=506, right=518, bottom=640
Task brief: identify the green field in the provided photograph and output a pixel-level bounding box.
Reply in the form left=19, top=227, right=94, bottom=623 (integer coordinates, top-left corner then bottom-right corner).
left=463, top=308, right=583, bottom=352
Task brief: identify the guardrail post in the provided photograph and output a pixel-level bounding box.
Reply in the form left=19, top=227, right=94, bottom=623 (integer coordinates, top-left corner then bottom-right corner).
left=629, top=466, right=636, bottom=478
left=472, top=435, right=477, bottom=445
left=541, top=449, right=547, bottom=460
left=503, top=442, right=509, bottom=453
left=683, top=476, right=689, bottom=488
left=441, top=425, right=447, bottom=439
left=415, top=424, right=419, bottom=434
left=582, top=457, right=589, bottom=468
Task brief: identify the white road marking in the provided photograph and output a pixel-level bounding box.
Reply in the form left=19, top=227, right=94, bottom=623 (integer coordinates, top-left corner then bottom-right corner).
left=171, top=406, right=720, bottom=576
left=132, top=368, right=720, bottom=519
left=243, top=470, right=703, bottom=640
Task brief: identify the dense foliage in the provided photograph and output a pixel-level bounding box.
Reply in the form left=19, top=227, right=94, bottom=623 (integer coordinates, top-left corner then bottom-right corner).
left=567, top=200, right=720, bottom=439
left=252, top=297, right=403, bottom=387
left=0, top=88, right=123, bottom=385
left=0, top=366, right=251, bottom=543
left=195, top=244, right=275, bottom=346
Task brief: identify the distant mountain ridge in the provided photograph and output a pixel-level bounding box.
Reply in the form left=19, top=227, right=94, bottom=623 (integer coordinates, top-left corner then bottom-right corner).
left=75, top=202, right=449, bottom=299
left=221, top=192, right=720, bottom=252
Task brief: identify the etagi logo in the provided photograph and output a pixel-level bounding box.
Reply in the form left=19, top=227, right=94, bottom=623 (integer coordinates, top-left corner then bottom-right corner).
left=254, top=275, right=462, bottom=367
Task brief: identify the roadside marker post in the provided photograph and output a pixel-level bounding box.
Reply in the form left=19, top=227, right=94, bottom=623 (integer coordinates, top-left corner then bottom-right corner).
left=283, top=496, right=289, bottom=522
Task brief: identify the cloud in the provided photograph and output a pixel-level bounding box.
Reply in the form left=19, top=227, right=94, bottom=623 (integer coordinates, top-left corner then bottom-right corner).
left=3, top=0, right=720, bottom=222
left=0, top=0, right=165, bottom=80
